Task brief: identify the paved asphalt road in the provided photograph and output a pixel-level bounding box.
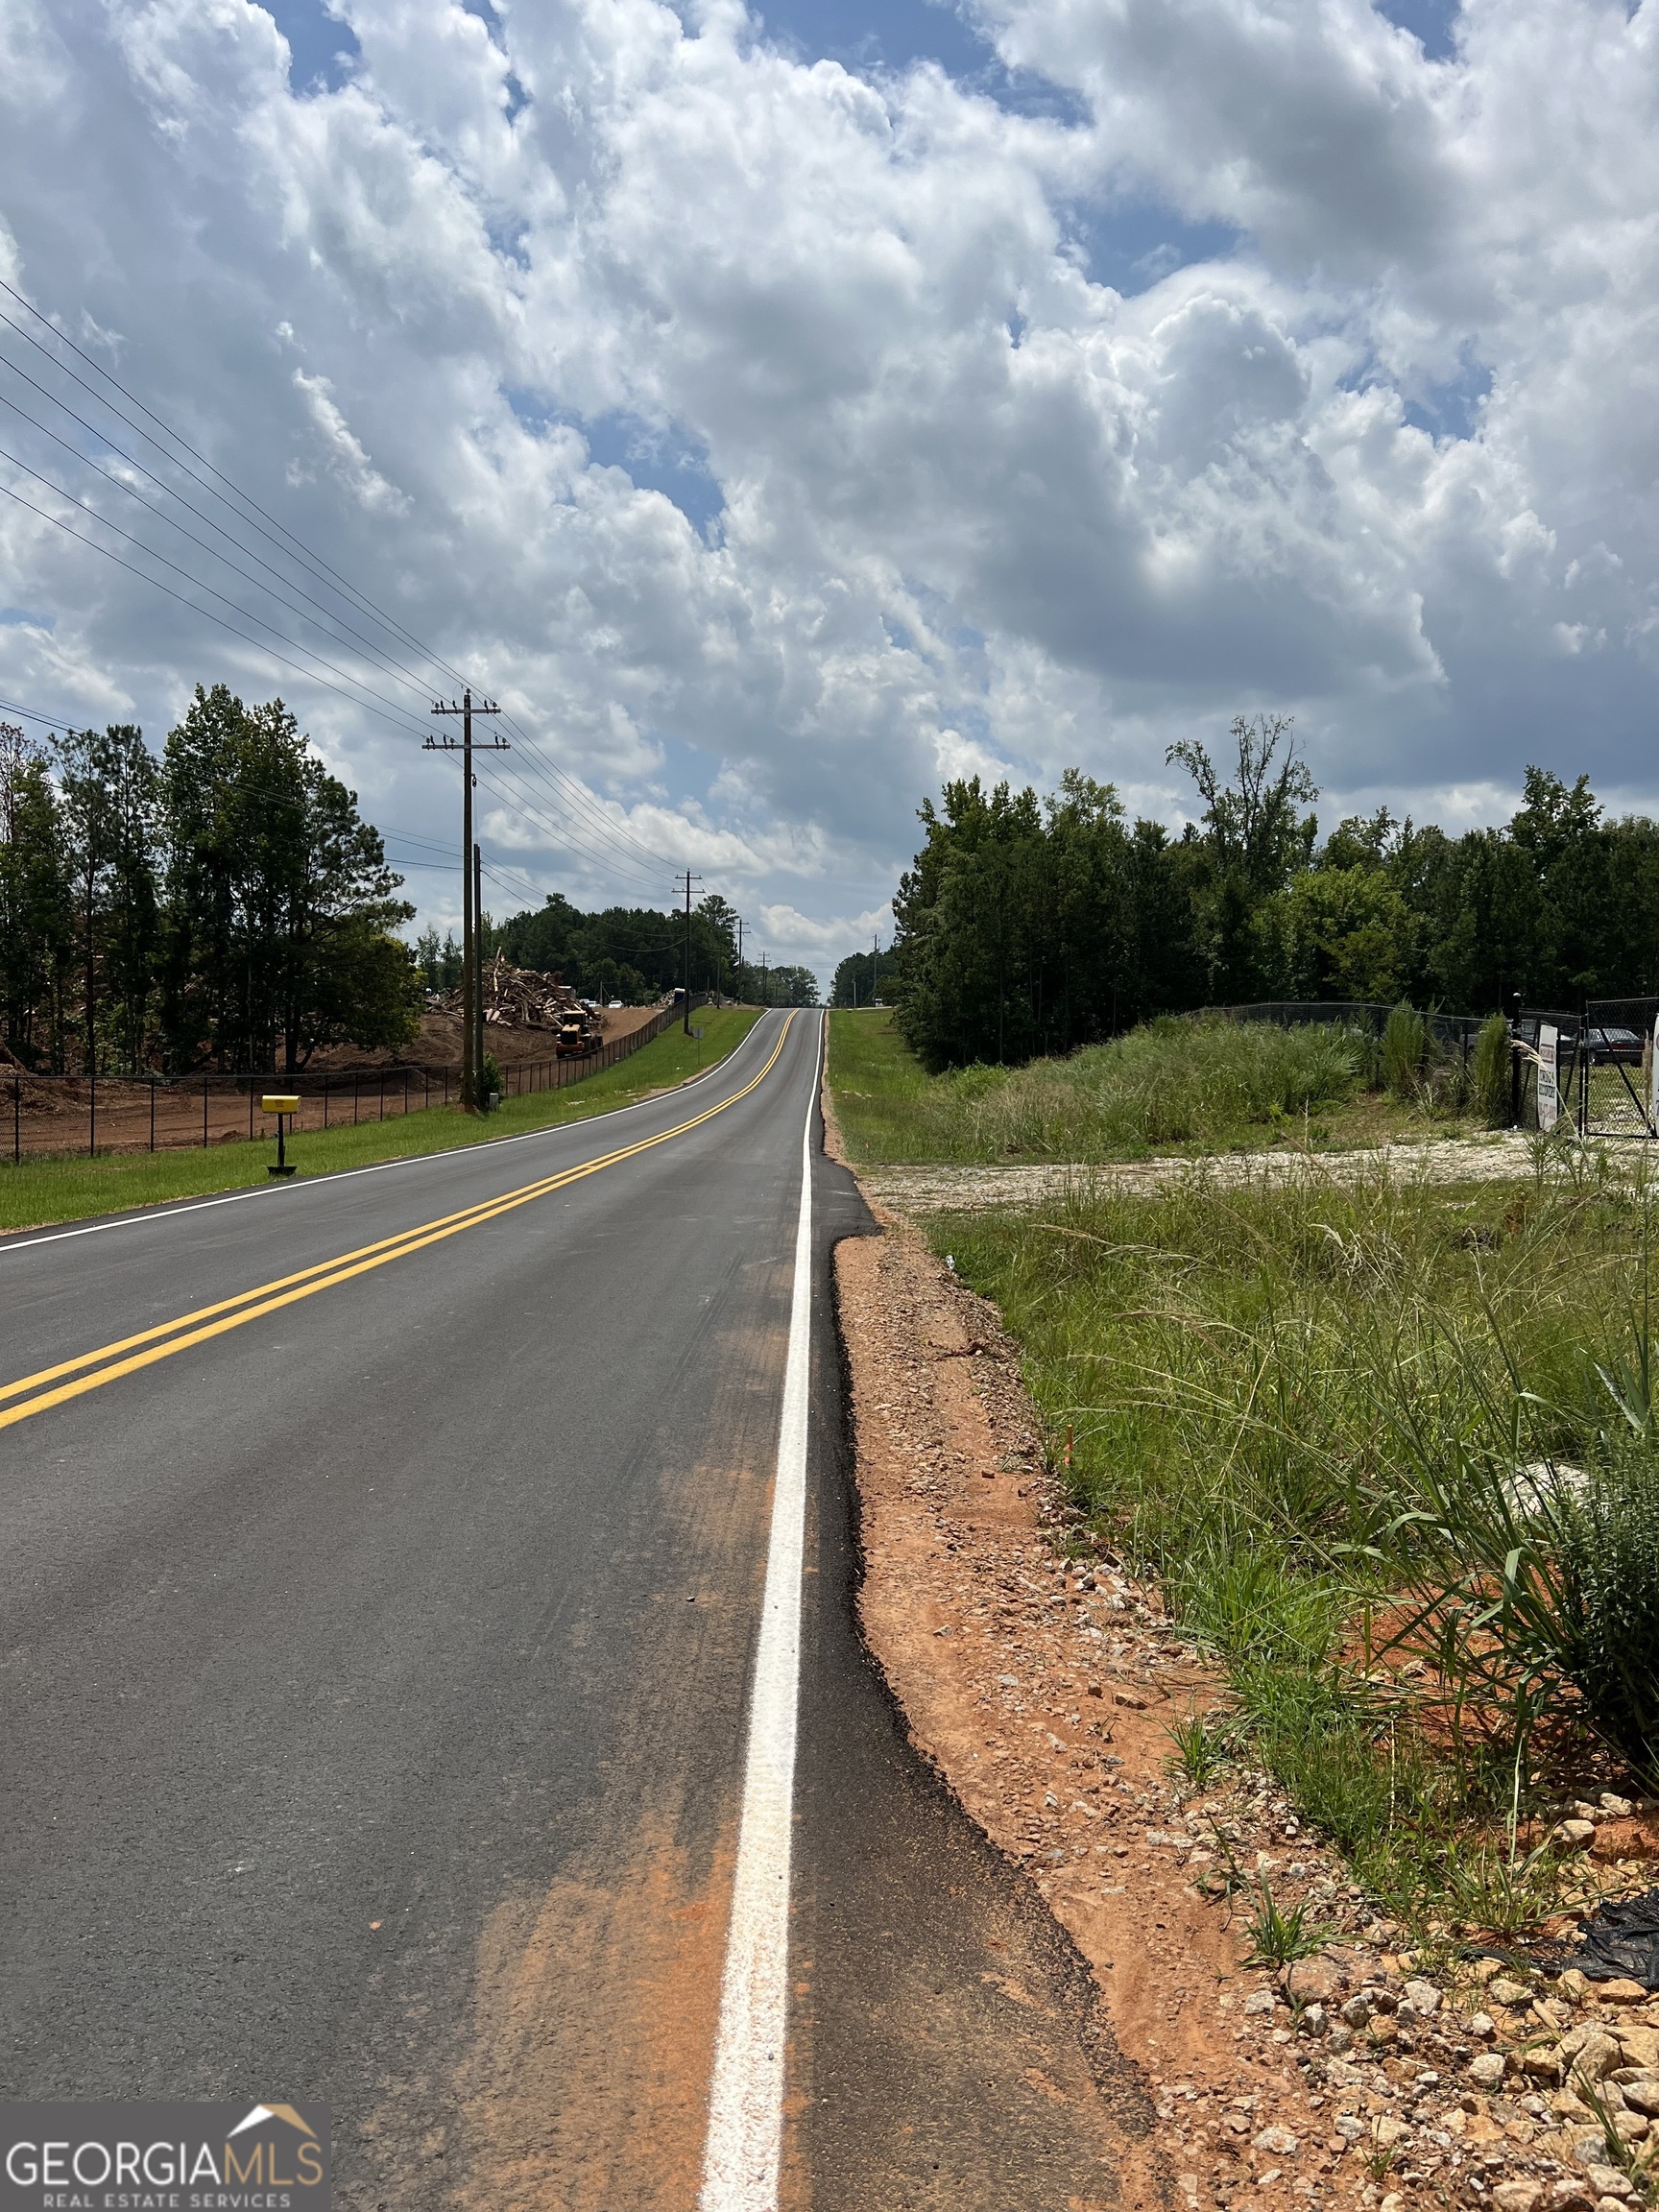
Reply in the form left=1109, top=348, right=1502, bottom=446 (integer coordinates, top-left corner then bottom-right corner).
left=0, top=1010, right=1154, bottom=2209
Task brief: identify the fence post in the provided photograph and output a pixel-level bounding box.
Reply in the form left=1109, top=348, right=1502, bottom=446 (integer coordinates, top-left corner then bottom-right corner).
left=324, top=1074, right=329, bottom=1129
left=203, top=1079, right=208, bottom=1148
left=353, top=1076, right=359, bottom=1126
left=150, top=1080, right=156, bottom=1153
left=89, top=1069, right=95, bottom=1159
left=1578, top=1029, right=1589, bottom=1142
left=379, top=1070, right=385, bottom=1122
left=12, top=1075, right=18, bottom=1165
left=425, top=1067, right=430, bottom=1112
left=249, top=1082, right=254, bottom=1142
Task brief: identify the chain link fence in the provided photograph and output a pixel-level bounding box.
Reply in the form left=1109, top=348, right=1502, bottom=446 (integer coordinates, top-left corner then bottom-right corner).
left=2, top=998, right=709, bottom=1163
left=1212, top=998, right=1607, bottom=1137
left=1579, top=998, right=1659, bottom=1141
left=1213, top=1000, right=1490, bottom=1057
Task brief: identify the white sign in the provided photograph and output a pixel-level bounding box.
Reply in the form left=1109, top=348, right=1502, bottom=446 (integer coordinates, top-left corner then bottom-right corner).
left=1537, top=1022, right=1559, bottom=1132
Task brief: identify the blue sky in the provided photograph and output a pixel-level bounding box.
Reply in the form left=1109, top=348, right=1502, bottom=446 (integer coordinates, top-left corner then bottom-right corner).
left=2, top=0, right=1653, bottom=978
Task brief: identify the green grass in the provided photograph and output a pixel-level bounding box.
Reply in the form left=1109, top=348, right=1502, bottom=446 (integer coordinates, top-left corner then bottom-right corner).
left=827, top=1008, right=942, bottom=1160
left=828, top=1006, right=1476, bottom=1166
left=0, top=1006, right=761, bottom=1236
left=933, top=1146, right=1659, bottom=1939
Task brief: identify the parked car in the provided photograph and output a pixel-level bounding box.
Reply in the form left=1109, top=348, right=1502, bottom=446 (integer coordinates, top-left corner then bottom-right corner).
left=1585, top=1024, right=1645, bottom=1065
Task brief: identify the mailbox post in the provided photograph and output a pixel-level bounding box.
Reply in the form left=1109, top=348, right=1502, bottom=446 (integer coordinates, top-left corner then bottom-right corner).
left=262, top=1094, right=301, bottom=1176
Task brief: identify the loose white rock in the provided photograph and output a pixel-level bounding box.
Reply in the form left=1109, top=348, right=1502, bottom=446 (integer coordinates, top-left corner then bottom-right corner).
left=1492, top=2182, right=1543, bottom=2212
left=1252, top=2125, right=1299, bottom=2155
left=1583, top=2169, right=1633, bottom=2202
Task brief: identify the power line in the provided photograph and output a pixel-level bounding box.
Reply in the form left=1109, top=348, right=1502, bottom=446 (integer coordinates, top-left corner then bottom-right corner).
left=0, top=282, right=704, bottom=896
left=0, top=690, right=89, bottom=733
left=0, top=469, right=433, bottom=740
left=475, top=784, right=668, bottom=901
left=472, top=762, right=672, bottom=897
left=0, top=285, right=689, bottom=878
left=0, top=286, right=469, bottom=697
left=492, top=713, right=676, bottom=873
left=0, top=367, right=442, bottom=705
left=474, top=738, right=676, bottom=879
left=0, top=352, right=679, bottom=876
left=0, top=681, right=674, bottom=908
left=0, top=439, right=434, bottom=733
left=489, top=733, right=678, bottom=875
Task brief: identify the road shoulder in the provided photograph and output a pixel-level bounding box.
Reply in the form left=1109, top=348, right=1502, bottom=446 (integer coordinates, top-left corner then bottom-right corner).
left=833, top=1202, right=1621, bottom=2212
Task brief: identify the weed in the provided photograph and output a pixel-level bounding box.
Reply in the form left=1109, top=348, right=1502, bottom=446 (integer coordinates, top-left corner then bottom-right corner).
left=1358, top=2135, right=1400, bottom=2184
left=1199, top=1816, right=1255, bottom=1900
left=1242, top=1880, right=1331, bottom=1967
left=1575, top=2076, right=1654, bottom=2192
left=1165, top=1709, right=1230, bottom=1789
left=1437, top=1839, right=1565, bottom=1938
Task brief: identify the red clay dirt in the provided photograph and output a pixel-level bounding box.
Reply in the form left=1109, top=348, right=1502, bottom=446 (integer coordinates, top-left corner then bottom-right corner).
left=1, top=1005, right=668, bottom=1160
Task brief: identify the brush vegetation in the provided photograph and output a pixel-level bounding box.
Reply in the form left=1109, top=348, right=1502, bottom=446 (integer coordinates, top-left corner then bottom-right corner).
left=826, top=1005, right=1484, bottom=1166
left=938, top=1148, right=1659, bottom=1943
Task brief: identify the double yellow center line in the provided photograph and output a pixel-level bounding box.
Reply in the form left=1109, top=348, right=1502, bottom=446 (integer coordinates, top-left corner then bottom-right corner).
left=0, top=1014, right=796, bottom=1434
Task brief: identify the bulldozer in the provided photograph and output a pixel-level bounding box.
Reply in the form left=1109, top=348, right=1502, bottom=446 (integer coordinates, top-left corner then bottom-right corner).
left=555, top=1007, right=602, bottom=1059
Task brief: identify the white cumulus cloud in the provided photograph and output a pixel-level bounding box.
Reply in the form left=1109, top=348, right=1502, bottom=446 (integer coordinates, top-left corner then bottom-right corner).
left=0, top=0, right=1653, bottom=978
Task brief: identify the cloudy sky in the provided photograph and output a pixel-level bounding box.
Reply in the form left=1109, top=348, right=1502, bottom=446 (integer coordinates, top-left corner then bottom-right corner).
left=1, top=0, right=1654, bottom=980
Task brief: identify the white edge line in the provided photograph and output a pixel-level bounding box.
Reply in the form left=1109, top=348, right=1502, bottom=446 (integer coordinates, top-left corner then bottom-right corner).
left=698, top=1011, right=822, bottom=2212
left=0, top=1010, right=781, bottom=1260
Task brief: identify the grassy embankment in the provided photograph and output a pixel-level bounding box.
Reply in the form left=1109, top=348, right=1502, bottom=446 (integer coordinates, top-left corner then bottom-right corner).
left=829, top=1008, right=1656, bottom=1954
left=829, top=1004, right=1491, bottom=1166
left=0, top=1005, right=760, bottom=1237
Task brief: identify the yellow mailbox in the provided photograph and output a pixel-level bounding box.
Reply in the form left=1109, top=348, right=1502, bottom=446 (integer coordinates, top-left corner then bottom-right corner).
left=261, top=1094, right=301, bottom=1176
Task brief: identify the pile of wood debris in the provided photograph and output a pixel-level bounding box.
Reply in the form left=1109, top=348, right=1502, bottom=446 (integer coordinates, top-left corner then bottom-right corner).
left=431, top=954, right=585, bottom=1029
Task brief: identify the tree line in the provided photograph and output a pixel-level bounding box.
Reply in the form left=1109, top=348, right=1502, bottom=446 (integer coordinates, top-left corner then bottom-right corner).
left=0, top=686, right=417, bottom=1076
left=830, top=945, right=900, bottom=1007
left=892, top=715, right=1659, bottom=1070
left=465, top=891, right=818, bottom=1005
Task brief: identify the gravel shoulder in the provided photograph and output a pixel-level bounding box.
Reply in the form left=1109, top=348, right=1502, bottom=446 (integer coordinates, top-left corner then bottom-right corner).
left=855, top=1134, right=1545, bottom=1217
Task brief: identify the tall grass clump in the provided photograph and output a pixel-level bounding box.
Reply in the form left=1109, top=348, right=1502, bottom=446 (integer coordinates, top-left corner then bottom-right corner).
left=939, top=1159, right=1659, bottom=1928
left=1473, top=1011, right=1514, bottom=1127
left=1381, top=1000, right=1428, bottom=1099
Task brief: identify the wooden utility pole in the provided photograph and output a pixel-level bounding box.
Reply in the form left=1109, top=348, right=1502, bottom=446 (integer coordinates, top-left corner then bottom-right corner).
left=425, top=690, right=506, bottom=1112
left=679, top=868, right=703, bottom=1032
left=735, top=915, right=744, bottom=1002
left=474, top=843, right=486, bottom=1103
